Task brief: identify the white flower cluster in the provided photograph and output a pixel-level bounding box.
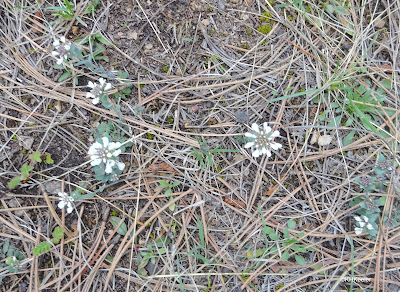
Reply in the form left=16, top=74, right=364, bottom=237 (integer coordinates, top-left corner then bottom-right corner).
left=244, top=123, right=282, bottom=158
left=57, top=192, right=75, bottom=213
left=86, top=78, right=112, bottom=105
left=354, top=215, right=374, bottom=235
left=88, top=137, right=125, bottom=174
left=51, top=36, right=71, bottom=65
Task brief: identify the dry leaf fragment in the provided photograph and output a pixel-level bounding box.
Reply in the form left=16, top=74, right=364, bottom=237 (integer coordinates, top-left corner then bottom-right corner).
left=18, top=136, right=34, bottom=150
left=71, top=26, right=79, bottom=35
left=318, top=134, right=333, bottom=146
left=224, top=196, right=246, bottom=209
left=310, top=130, right=319, bottom=144
left=32, top=11, right=44, bottom=34
left=148, top=162, right=176, bottom=173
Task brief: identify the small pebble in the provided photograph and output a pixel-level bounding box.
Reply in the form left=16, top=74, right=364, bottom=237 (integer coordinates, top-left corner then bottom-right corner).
left=191, top=105, right=199, bottom=113
left=201, top=19, right=210, bottom=26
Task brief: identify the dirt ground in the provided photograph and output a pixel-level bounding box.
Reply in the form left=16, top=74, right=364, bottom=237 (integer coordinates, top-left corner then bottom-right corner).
left=1, top=0, right=400, bottom=291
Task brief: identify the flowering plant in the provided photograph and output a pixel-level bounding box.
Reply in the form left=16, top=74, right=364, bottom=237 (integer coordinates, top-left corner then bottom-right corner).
left=244, top=122, right=282, bottom=158
left=86, top=78, right=112, bottom=105
left=51, top=36, right=71, bottom=65
left=57, top=192, right=75, bottom=213
left=88, top=135, right=125, bottom=182
left=354, top=215, right=374, bottom=235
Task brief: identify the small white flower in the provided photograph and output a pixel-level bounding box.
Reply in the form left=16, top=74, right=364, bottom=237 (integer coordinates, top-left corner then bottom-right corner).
left=51, top=36, right=71, bottom=65
left=355, top=227, right=363, bottom=235
left=86, top=78, right=112, bottom=105
left=88, top=137, right=125, bottom=174
left=244, top=122, right=282, bottom=158
left=57, top=192, right=74, bottom=214
left=354, top=215, right=374, bottom=235
left=361, top=215, right=369, bottom=222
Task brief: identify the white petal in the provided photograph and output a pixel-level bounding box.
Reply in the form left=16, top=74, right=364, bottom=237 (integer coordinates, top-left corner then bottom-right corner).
left=92, top=97, right=100, bottom=105
left=366, top=223, right=373, bottom=230
left=58, top=200, right=66, bottom=210
left=66, top=203, right=73, bottom=213
left=86, top=92, right=95, bottom=99
left=109, top=142, right=120, bottom=150
left=117, top=161, right=125, bottom=171
left=112, top=149, right=121, bottom=157
left=58, top=192, right=68, bottom=198
left=361, top=215, right=369, bottom=222
left=104, top=83, right=112, bottom=90
left=359, top=222, right=366, bottom=227
left=105, top=160, right=115, bottom=173
left=261, top=147, right=268, bottom=154
left=51, top=51, right=60, bottom=56
left=90, top=158, right=102, bottom=166
left=355, top=227, right=363, bottom=235
left=263, top=123, right=272, bottom=134
left=99, top=78, right=105, bottom=85
left=252, top=149, right=260, bottom=157
left=251, top=123, right=259, bottom=133
left=245, top=132, right=257, bottom=138
left=354, top=216, right=361, bottom=222
left=244, top=142, right=254, bottom=148
left=64, top=44, right=70, bottom=51
left=56, top=58, right=63, bottom=65
left=88, top=81, right=95, bottom=88
left=53, top=39, right=60, bottom=46
left=270, top=130, right=280, bottom=138
left=60, top=36, right=66, bottom=43
left=266, top=149, right=272, bottom=157
left=102, top=136, right=109, bottom=147
left=270, top=143, right=282, bottom=150
left=88, top=143, right=100, bottom=154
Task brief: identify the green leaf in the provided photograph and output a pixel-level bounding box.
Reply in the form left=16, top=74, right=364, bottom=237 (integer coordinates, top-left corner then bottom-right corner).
left=282, top=250, right=290, bottom=261
left=192, top=253, right=211, bottom=264
left=283, top=228, right=290, bottom=239
left=45, top=154, right=54, bottom=164
left=58, top=70, right=72, bottom=82
left=53, top=64, right=64, bottom=69
left=291, top=245, right=307, bottom=252
left=75, top=16, right=87, bottom=27
left=287, top=220, right=296, bottom=230
left=30, top=151, right=42, bottom=162
left=110, top=216, right=128, bottom=236
left=294, top=254, right=307, bottom=265
left=268, top=88, right=322, bottom=104
left=246, top=248, right=267, bottom=259
left=33, top=242, right=52, bottom=256
left=21, top=165, right=33, bottom=180
left=95, top=34, right=110, bottom=45
left=8, top=177, right=21, bottom=189
left=197, top=215, right=205, bottom=247
left=381, top=78, right=392, bottom=89
left=265, top=226, right=279, bottom=240
left=51, top=227, right=65, bottom=244
left=171, top=181, right=180, bottom=187
left=268, top=231, right=279, bottom=241
left=159, top=180, right=170, bottom=188
left=168, top=197, right=175, bottom=211
left=343, top=130, right=356, bottom=146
